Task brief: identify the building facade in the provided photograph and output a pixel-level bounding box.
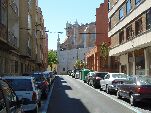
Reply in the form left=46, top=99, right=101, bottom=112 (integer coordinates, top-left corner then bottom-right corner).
left=109, top=0, right=151, bottom=75
left=0, top=0, right=48, bottom=76
left=57, top=21, right=96, bottom=74
left=85, top=0, right=119, bottom=72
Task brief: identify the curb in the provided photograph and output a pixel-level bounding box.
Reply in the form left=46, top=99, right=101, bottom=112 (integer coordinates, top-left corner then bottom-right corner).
left=41, top=81, right=55, bottom=113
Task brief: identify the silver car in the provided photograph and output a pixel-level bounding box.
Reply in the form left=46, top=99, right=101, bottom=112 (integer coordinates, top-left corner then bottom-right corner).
left=100, top=73, right=128, bottom=94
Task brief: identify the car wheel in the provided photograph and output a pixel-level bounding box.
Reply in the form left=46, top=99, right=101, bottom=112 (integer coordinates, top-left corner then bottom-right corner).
left=89, top=80, right=92, bottom=86
left=117, top=90, right=122, bottom=99
left=100, top=85, right=102, bottom=91
left=106, top=85, right=110, bottom=94
left=38, top=100, right=41, bottom=107
left=130, top=94, right=136, bottom=106
left=32, top=105, right=38, bottom=113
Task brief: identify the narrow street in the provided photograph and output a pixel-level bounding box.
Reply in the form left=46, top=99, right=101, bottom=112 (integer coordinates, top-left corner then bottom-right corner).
left=47, top=75, right=151, bottom=113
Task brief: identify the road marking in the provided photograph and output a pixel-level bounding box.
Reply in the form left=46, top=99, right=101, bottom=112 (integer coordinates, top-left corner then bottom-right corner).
left=72, top=76, right=142, bottom=113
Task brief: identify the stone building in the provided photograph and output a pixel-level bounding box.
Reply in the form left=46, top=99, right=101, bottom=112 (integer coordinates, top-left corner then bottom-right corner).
left=0, top=0, right=48, bottom=76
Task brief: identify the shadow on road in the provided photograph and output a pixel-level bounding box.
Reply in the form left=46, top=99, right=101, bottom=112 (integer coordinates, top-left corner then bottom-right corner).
left=47, top=76, right=90, bottom=113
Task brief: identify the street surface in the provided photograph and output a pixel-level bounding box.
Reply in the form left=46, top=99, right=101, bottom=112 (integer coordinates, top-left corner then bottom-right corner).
left=47, top=75, right=151, bottom=113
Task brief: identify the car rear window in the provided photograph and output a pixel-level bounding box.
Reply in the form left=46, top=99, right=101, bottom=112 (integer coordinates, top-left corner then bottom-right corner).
left=5, top=79, right=33, bottom=91
left=112, top=74, right=127, bottom=78
left=138, top=76, right=151, bottom=85
left=96, top=73, right=108, bottom=78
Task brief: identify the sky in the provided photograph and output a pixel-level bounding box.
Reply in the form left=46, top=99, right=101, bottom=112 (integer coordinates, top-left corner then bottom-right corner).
left=38, top=0, right=104, bottom=50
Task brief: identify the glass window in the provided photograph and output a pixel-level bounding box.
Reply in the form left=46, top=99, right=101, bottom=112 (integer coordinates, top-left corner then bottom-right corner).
left=5, top=79, right=33, bottom=91
left=146, top=8, right=151, bottom=30
left=119, top=30, right=124, bottom=44
left=119, top=8, right=124, bottom=20
left=135, top=18, right=143, bottom=36
left=126, top=25, right=134, bottom=40
left=112, top=74, right=127, bottom=78
left=126, top=0, right=131, bottom=14
left=138, top=76, right=151, bottom=85
left=108, top=0, right=111, bottom=11
left=135, top=0, right=141, bottom=5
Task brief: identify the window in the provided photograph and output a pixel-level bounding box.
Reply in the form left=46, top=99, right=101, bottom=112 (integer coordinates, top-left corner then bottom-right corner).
left=119, top=8, right=124, bottom=20
left=108, top=0, right=111, bottom=11
left=126, top=0, right=131, bottom=14
left=135, top=18, right=143, bottom=36
left=108, top=18, right=111, bottom=31
left=15, top=61, right=18, bottom=73
left=146, top=8, right=151, bottom=30
left=119, top=30, right=124, bottom=44
left=126, top=25, right=133, bottom=40
left=135, top=0, right=141, bottom=5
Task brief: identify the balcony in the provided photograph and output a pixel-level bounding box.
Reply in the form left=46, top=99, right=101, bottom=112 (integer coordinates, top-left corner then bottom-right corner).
left=109, top=30, right=151, bottom=56
left=9, top=0, right=18, bottom=16
left=8, top=31, right=17, bottom=49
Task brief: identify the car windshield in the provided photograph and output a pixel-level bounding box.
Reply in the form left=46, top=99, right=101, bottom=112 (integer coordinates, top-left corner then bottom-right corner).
left=96, top=73, right=108, bottom=78
left=112, top=74, right=127, bottom=78
left=138, top=76, right=151, bottom=85
left=5, top=79, right=33, bottom=91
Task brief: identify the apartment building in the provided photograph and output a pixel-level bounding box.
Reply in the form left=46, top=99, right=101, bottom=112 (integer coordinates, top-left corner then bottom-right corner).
left=0, top=0, right=48, bottom=76
left=108, top=0, right=151, bottom=75
left=85, top=0, right=119, bottom=72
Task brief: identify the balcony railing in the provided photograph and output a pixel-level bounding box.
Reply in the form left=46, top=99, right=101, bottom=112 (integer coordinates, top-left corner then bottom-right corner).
left=9, top=0, right=18, bottom=15
left=8, top=31, right=17, bottom=48
left=0, top=24, right=7, bottom=41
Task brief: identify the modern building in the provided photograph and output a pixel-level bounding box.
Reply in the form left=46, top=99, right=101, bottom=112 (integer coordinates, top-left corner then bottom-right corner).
left=108, top=0, right=151, bottom=75
left=85, top=0, right=119, bottom=72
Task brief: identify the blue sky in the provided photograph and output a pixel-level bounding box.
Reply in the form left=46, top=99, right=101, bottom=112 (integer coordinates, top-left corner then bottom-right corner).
left=38, top=0, right=104, bottom=50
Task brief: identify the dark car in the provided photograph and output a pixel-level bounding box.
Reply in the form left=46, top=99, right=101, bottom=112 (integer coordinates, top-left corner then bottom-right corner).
left=31, top=73, right=49, bottom=99
left=117, top=75, right=151, bottom=106
left=43, top=71, right=55, bottom=86
left=0, top=79, right=24, bottom=113
left=89, top=71, right=108, bottom=88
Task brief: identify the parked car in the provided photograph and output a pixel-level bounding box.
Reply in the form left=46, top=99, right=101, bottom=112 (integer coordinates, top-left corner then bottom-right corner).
left=100, top=73, right=128, bottom=93
left=88, top=71, right=109, bottom=88
left=31, top=72, right=49, bottom=99
left=0, top=79, right=24, bottom=113
left=43, top=71, right=55, bottom=87
left=117, top=75, right=151, bottom=106
left=2, top=76, right=41, bottom=113
left=75, top=69, right=81, bottom=79
left=85, top=71, right=95, bottom=84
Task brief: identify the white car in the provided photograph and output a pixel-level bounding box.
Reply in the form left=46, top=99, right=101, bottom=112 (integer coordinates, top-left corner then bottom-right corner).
left=2, top=76, right=41, bottom=113
left=100, top=73, right=128, bottom=94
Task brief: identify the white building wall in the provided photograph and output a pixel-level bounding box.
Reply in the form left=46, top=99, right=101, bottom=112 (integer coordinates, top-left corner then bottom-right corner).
left=58, top=47, right=93, bottom=74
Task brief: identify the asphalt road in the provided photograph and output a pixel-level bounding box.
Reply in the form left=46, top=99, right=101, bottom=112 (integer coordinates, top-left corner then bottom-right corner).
left=47, top=75, right=151, bottom=113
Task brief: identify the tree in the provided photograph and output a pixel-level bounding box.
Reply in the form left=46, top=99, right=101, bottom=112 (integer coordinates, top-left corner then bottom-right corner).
left=48, top=50, right=58, bottom=70
left=74, top=59, right=86, bottom=69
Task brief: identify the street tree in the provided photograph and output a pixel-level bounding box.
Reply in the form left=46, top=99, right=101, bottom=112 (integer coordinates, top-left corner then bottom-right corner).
left=48, top=50, right=58, bottom=70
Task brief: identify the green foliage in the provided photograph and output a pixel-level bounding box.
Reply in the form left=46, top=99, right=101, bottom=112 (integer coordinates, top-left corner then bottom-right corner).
left=74, top=59, right=86, bottom=69
left=100, top=42, right=109, bottom=59
left=48, top=50, right=58, bottom=70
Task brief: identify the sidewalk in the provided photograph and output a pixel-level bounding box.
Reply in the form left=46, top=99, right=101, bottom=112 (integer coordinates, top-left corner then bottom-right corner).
left=39, top=81, right=54, bottom=113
